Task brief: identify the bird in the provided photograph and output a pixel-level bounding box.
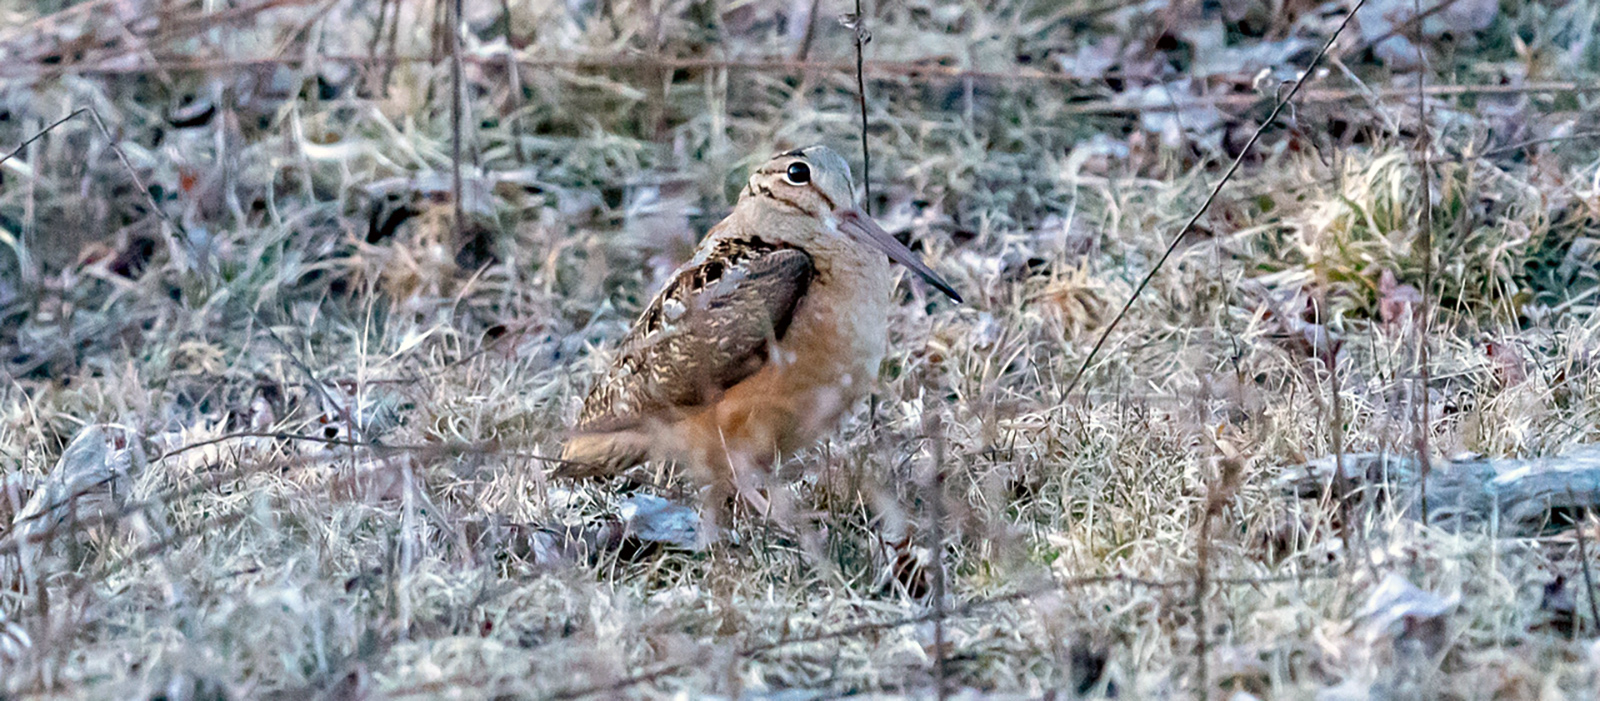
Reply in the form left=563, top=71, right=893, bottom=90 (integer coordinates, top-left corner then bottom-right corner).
left=558, top=145, right=961, bottom=520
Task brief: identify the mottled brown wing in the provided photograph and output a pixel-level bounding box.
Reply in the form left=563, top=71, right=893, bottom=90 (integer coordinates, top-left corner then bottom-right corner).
left=574, top=242, right=814, bottom=434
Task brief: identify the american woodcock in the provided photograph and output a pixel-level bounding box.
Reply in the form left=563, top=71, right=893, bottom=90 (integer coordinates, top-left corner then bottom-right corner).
left=558, top=145, right=961, bottom=511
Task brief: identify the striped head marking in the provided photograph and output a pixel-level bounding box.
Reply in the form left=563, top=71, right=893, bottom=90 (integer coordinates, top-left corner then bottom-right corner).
left=734, top=144, right=962, bottom=303
left=741, top=145, right=856, bottom=218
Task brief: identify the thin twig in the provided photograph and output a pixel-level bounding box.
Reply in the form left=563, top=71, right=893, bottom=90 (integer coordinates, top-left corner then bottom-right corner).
left=502, top=0, right=528, bottom=166
left=141, top=0, right=317, bottom=40
left=1347, top=0, right=1463, bottom=59
left=793, top=0, right=823, bottom=63
left=1568, top=487, right=1600, bottom=634
left=1413, top=0, right=1435, bottom=527
left=844, top=1, right=873, bottom=213
left=1322, top=294, right=1355, bottom=542
left=1194, top=506, right=1212, bottom=700
left=82, top=108, right=178, bottom=233
left=927, top=414, right=949, bottom=700
left=1477, top=131, right=1600, bottom=159
left=0, top=108, right=86, bottom=167
left=0, top=0, right=115, bottom=50
left=1194, top=439, right=1246, bottom=699
left=364, top=0, right=394, bottom=95
left=76, top=106, right=200, bottom=275
left=252, top=315, right=347, bottom=431
left=845, top=1, right=879, bottom=442
left=152, top=429, right=584, bottom=467
left=1061, top=0, right=1367, bottom=399
left=449, top=0, right=465, bottom=247
left=380, top=0, right=402, bottom=95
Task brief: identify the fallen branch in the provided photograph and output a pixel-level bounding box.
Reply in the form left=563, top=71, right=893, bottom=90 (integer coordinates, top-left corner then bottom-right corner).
left=1281, top=446, right=1600, bottom=537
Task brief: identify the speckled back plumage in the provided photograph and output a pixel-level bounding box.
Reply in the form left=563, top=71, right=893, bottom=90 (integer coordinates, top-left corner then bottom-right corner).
left=572, top=237, right=814, bottom=435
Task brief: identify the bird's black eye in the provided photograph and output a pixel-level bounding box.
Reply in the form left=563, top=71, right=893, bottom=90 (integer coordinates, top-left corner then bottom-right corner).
left=785, top=162, right=811, bottom=185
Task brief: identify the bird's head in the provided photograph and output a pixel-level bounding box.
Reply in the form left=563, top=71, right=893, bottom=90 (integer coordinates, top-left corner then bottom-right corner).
left=741, top=145, right=857, bottom=218
left=740, top=145, right=962, bottom=303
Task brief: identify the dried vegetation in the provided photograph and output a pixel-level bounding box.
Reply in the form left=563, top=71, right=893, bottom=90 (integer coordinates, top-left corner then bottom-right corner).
left=2, top=0, right=1600, bottom=697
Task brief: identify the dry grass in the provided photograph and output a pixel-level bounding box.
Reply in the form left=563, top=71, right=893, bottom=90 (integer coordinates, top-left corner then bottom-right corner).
left=3, top=0, right=1600, bottom=698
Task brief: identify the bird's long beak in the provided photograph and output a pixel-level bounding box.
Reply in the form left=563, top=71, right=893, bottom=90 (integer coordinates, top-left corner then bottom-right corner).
left=837, top=209, right=963, bottom=303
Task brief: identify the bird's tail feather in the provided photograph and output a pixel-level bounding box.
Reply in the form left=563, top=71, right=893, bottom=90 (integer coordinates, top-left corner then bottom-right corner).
left=555, top=432, right=650, bottom=479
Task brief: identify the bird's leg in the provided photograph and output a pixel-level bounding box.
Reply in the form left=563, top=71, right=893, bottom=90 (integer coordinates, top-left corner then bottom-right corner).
left=729, top=451, right=812, bottom=542
left=692, top=431, right=739, bottom=545
left=697, top=480, right=732, bottom=548
left=727, top=451, right=770, bottom=517
left=699, top=434, right=801, bottom=541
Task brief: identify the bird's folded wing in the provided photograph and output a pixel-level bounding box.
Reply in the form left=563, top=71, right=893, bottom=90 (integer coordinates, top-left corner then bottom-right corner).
left=574, top=242, right=814, bottom=434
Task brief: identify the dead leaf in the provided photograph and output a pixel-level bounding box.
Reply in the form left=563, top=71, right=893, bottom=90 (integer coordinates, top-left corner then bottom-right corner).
left=619, top=494, right=701, bottom=550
